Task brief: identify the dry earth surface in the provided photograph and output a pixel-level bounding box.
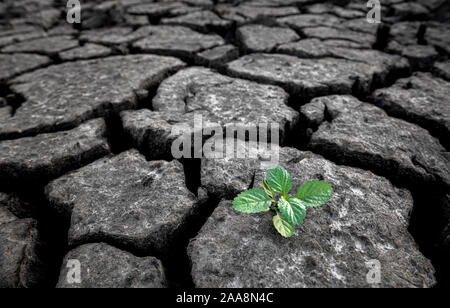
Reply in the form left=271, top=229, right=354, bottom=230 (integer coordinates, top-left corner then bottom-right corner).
left=0, top=0, right=449, bottom=288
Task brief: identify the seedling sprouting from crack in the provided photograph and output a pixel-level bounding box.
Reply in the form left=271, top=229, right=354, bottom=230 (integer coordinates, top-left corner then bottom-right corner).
left=232, top=166, right=333, bottom=238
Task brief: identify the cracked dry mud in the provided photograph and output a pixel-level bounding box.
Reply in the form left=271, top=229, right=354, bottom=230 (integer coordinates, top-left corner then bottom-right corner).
left=0, top=0, right=449, bottom=288
left=56, top=243, right=167, bottom=288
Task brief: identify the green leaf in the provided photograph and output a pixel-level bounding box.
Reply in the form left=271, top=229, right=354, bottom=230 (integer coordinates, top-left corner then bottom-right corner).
left=277, top=196, right=306, bottom=225
left=232, top=188, right=272, bottom=213
left=267, top=166, right=292, bottom=196
left=295, top=180, right=333, bottom=207
left=262, top=179, right=275, bottom=199
left=273, top=213, right=295, bottom=238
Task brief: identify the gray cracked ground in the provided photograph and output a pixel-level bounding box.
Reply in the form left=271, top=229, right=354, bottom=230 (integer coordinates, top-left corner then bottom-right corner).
left=57, top=243, right=167, bottom=288
left=0, top=119, right=110, bottom=186
left=372, top=73, right=450, bottom=149
left=433, top=61, right=450, bottom=81
left=132, top=25, right=225, bottom=60
left=189, top=145, right=436, bottom=288
left=79, top=26, right=151, bottom=46
left=196, top=44, right=239, bottom=68
left=1, top=35, right=79, bottom=56
left=0, top=198, right=44, bottom=288
left=161, top=10, right=233, bottom=33
left=0, top=0, right=449, bottom=289
left=276, top=14, right=378, bottom=48
left=199, top=139, right=307, bottom=200
left=0, top=192, right=36, bottom=219
left=122, top=109, right=205, bottom=160
left=0, top=27, right=47, bottom=48
left=121, top=67, right=299, bottom=160
left=216, top=4, right=300, bottom=25
left=227, top=53, right=409, bottom=100
left=58, top=44, right=112, bottom=62
left=386, top=43, right=438, bottom=71
left=236, top=24, right=300, bottom=53
left=79, top=25, right=226, bottom=60
left=45, top=150, right=200, bottom=255
left=304, top=3, right=366, bottom=19
left=425, top=22, right=450, bottom=55
left=0, top=53, right=51, bottom=82
left=384, top=21, right=439, bottom=71
left=127, top=1, right=201, bottom=19
left=301, top=95, right=450, bottom=190
left=0, top=55, right=185, bottom=139
left=275, top=41, right=411, bottom=89
left=151, top=67, right=298, bottom=138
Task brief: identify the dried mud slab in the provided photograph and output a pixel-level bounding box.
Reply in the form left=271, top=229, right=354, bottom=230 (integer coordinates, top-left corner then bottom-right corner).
left=132, top=25, right=225, bottom=60
left=1, top=55, right=185, bottom=139
left=1, top=35, right=79, bottom=56
left=161, top=10, right=233, bottom=32
left=0, top=204, right=45, bottom=288
left=216, top=4, right=300, bottom=24
left=196, top=44, right=239, bottom=67
left=236, top=24, right=300, bottom=53
left=57, top=243, right=167, bottom=288
left=45, top=150, right=200, bottom=255
left=58, top=44, right=112, bottom=61
left=200, top=140, right=317, bottom=199
left=301, top=95, right=450, bottom=190
left=122, top=67, right=298, bottom=159
left=227, top=53, right=408, bottom=100
left=372, top=73, right=450, bottom=149
left=0, top=53, right=51, bottom=82
left=189, top=146, right=436, bottom=288
left=0, top=119, right=110, bottom=186
left=432, top=61, right=450, bottom=81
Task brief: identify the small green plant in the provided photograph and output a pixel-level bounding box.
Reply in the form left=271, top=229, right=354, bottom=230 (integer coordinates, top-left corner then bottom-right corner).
left=232, top=166, right=333, bottom=238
